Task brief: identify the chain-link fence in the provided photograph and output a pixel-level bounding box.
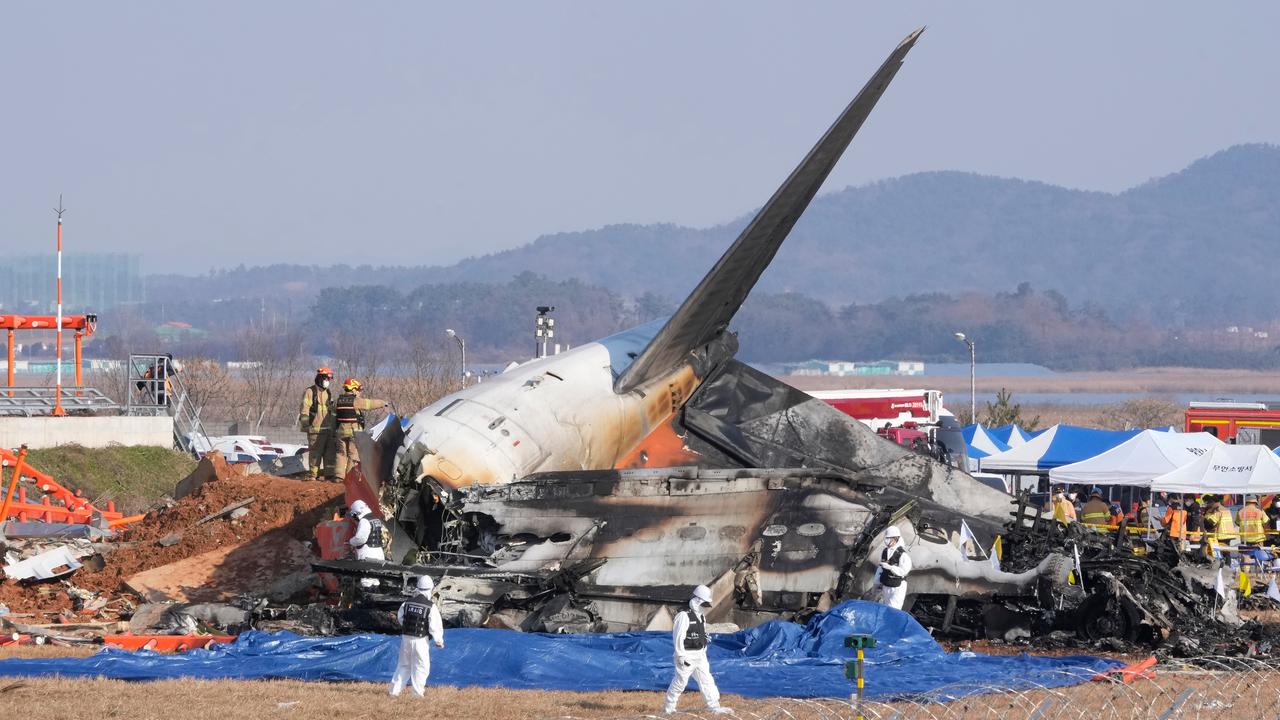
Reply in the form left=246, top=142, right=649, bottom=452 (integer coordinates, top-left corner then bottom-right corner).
left=564, top=657, right=1280, bottom=719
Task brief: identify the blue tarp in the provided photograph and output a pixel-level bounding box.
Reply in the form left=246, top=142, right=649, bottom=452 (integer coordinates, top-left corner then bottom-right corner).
left=0, top=601, right=1115, bottom=699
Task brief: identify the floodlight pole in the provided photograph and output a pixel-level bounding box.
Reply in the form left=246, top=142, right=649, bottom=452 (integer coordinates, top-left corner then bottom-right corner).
left=954, top=331, right=975, bottom=424
left=52, top=197, right=66, bottom=416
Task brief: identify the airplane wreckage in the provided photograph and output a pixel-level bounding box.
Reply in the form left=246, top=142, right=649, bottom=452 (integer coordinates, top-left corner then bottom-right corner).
left=313, top=29, right=1251, bottom=650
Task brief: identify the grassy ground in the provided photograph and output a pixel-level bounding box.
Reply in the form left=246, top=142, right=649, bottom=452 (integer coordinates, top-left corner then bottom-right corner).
left=19, top=445, right=196, bottom=515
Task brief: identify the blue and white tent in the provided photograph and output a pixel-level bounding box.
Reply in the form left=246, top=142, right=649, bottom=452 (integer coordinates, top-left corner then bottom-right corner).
left=962, top=424, right=1011, bottom=459
left=990, top=424, right=1035, bottom=448
left=980, top=425, right=1143, bottom=473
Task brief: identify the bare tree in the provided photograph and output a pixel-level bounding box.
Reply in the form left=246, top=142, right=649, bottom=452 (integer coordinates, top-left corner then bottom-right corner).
left=235, top=320, right=306, bottom=432
left=1095, top=397, right=1182, bottom=431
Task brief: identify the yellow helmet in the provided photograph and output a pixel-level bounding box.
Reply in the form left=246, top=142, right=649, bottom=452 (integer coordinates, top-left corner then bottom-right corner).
left=343, top=378, right=362, bottom=392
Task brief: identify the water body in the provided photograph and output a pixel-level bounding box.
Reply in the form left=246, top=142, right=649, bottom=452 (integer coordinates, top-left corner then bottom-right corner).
left=969, top=392, right=1280, bottom=406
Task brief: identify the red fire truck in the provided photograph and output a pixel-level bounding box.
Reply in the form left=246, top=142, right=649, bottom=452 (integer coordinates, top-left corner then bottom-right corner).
left=1184, top=401, right=1280, bottom=445
left=805, top=389, right=943, bottom=431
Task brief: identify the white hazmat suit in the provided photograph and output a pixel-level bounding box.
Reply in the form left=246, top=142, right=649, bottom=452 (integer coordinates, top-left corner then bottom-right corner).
left=389, top=575, right=444, bottom=697
left=347, top=500, right=386, bottom=588
left=663, top=586, right=731, bottom=715
left=874, top=534, right=912, bottom=610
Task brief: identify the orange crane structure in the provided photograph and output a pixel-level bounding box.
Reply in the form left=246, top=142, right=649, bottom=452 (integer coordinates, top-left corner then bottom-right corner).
left=1, top=313, right=98, bottom=397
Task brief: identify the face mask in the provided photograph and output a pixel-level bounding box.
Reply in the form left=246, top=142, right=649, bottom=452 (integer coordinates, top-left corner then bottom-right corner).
left=322, top=380, right=330, bottom=389
left=884, top=538, right=895, bottom=548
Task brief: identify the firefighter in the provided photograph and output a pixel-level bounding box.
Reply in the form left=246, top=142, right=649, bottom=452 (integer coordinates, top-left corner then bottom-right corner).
left=662, top=584, right=731, bottom=715
left=1238, top=495, right=1267, bottom=545
left=1204, top=496, right=1238, bottom=547
left=389, top=574, right=445, bottom=698
left=299, top=367, right=335, bottom=481
left=330, top=378, right=389, bottom=481
left=1045, top=486, right=1077, bottom=524
left=1080, top=488, right=1111, bottom=530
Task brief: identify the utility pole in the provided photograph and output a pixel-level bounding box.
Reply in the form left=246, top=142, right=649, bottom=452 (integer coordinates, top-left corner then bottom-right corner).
left=52, top=196, right=66, bottom=416
left=953, top=331, right=975, bottom=424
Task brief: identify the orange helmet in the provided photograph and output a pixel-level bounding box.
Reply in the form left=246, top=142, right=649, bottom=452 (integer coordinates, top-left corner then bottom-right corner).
left=316, top=366, right=333, bottom=378
left=343, top=378, right=362, bottom=392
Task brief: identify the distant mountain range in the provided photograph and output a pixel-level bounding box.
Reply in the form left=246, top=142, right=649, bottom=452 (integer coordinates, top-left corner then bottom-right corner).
left=149, top=144, right=1280, bottom=326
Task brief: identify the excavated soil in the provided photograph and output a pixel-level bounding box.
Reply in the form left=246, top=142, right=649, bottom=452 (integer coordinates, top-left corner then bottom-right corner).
left=1, top=453, right=344, bottom=613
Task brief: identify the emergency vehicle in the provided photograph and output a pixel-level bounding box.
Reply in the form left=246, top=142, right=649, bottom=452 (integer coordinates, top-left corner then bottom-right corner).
left=1184, top=401, right=1280, bottom=446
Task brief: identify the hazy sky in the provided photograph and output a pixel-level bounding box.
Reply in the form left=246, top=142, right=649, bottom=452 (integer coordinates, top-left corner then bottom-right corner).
left=2, top=2, right=1277, bottom=273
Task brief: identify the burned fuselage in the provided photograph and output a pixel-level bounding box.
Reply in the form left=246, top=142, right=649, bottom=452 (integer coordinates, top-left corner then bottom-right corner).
left=336, top=28, right=1078, bottom=632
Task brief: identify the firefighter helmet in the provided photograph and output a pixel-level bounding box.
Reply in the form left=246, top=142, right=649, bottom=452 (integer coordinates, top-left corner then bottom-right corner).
left=316, top=366, right=334, bottom=377
left=343, top=378, right=362, bottom=392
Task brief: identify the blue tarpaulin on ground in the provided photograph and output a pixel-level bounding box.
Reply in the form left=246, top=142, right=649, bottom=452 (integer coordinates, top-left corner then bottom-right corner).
left=0, top=601, right=1115, bottom=699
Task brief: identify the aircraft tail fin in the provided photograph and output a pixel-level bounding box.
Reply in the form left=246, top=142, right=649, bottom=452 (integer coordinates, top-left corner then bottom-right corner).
left=615, top=28, right=923, bottom=394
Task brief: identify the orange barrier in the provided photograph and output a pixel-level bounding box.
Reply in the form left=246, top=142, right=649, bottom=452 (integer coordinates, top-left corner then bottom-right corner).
left=1093, top=655, right=1157, bottom=683
left=103, top=635, right=236, bottom=653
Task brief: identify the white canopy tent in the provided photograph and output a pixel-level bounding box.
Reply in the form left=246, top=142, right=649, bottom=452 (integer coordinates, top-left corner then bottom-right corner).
left=1150, top=444, right=1280, bottom=494
left=1048, top=430, right=1224, bottom=487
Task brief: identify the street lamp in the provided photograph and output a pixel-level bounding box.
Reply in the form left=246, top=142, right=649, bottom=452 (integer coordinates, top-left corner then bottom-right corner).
left=953, top=332, right=976, bottom=424
left=445, top=328, right=466, bottom=387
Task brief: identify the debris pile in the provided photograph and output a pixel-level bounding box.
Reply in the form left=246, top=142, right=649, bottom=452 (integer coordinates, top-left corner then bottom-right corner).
left=0, top=452, right=343, bottom=646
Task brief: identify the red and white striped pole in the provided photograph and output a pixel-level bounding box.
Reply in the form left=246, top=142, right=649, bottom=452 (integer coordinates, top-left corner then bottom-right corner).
left=52, top=196, right=66, bottom=416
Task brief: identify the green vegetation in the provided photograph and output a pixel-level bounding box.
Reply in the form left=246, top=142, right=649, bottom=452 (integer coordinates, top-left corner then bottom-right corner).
left=983, top=388, right=1041, bottom=431
left=20, top=445, right=195, bottom=515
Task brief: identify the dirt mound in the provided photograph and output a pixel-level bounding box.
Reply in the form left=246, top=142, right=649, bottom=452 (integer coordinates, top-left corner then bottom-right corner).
left=73, top=456, right=344, bottom=597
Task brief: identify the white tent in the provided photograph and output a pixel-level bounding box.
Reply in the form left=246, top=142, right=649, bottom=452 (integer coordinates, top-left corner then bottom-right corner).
left=1049, top=430, right=1223, bottom=487
left=1151, top=444, right=1280, bottom=494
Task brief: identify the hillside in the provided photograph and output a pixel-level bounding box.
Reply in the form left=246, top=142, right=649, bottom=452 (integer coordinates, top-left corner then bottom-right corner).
left=144, top=144, right=1280, bottom=326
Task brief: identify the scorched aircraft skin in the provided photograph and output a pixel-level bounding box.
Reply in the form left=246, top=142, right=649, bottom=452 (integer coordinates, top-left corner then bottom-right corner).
left=339, top=28, right=1068, bottom=632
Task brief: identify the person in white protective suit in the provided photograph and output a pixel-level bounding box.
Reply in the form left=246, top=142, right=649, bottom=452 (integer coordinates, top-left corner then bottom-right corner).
left=874, top=525, right=912, bottom=610
left=389, top=574, right=445, bottom=697
left=347, top=499, right=387, bottom=588
left=662, top=584, right=732, bottom=715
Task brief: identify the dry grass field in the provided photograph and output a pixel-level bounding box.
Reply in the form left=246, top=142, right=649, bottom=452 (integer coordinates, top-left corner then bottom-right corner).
left=4, top=643, right=1280, bottom=719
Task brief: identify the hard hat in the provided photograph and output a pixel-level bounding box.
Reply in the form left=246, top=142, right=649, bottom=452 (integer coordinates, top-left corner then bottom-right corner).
left=691, top=584, right=713, bottom=605
left=1109, top=503, right=1122, bottom=512
left=343, top=378, right=362, bottom=392
left=884, top=526, right=902, bottom=539
left=317, top=366, right=334, bottom=377
left=416, top=575, right=434, bottom=592
left=349, top=499, right=370, bottom=517
left=1090, top=487, right=1103, bottom=497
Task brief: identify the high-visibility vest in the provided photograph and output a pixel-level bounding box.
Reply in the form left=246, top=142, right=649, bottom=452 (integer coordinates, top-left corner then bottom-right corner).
left=1207, top=507, right=1237, bottom=542
left=1163, top=508, right=1186, bottom=539
left=1238, top=505, right=1266, bottom=544
left=1049, top=497, right=1076, bottom=523
left=1081, top=499, right=1111, bottom=526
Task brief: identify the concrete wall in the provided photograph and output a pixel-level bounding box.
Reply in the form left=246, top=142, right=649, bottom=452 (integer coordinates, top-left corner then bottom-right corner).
left=0, top=415, right=174, bottom=449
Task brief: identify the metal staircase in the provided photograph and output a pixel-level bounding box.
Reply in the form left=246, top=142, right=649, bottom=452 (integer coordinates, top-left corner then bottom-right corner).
left=124, top=353, right=210, bottom=455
